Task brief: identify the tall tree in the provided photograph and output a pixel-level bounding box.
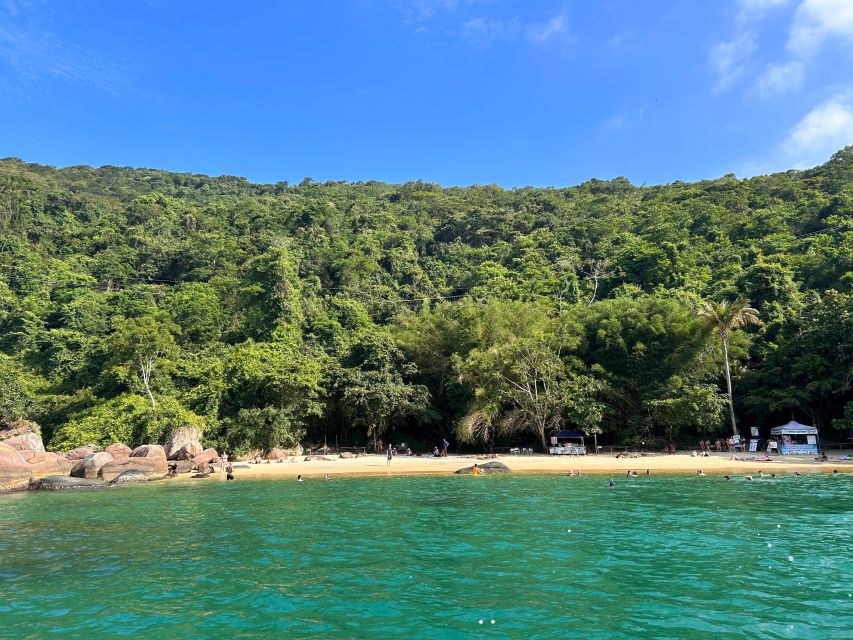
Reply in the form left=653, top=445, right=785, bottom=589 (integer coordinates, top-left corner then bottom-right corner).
left=695, top=298, right=761, bottom=436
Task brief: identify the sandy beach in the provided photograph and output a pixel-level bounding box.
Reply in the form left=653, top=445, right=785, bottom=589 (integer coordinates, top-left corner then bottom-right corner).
left=221, top=450, right=853, bottom=479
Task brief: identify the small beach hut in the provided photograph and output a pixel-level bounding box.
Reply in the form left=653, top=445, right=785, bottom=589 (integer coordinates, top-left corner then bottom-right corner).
left=769, top=421, right=819, bottom=455
left=549, top=430, right=586, bottom=455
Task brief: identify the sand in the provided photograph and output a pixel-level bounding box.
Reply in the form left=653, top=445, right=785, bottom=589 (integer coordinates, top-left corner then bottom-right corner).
left=220, top=450, right=853, bottom=479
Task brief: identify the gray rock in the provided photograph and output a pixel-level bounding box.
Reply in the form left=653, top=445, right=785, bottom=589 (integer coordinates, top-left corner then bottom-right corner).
left=98, top=457, right=167, bottom=482
left=110, top=469, right=165, bottom=485
left=29, top=475, right=106, bottom=490
left=104, top=443, right=132, bottom=459
left=70, top=452, right=115, bottom=479
left=304, top=455, right=333, bottom=461
left=455, top=461, right=512, bottom=475
left=167, top=459, right=194, bottom=474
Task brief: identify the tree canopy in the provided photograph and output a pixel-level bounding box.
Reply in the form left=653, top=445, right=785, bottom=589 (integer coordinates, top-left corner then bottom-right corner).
left=0, top=148, right=851, bottom=452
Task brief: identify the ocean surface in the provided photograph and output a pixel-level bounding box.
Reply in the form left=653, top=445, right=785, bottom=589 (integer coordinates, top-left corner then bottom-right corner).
left=1, top=473, right=851, bottom=639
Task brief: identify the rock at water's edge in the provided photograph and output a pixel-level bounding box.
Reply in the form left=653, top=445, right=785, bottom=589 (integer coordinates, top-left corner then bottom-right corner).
left=110, top=469, right=165, bottom=485
left=30, top=475, right=106, bottom=490
left=0, top=442, right=31, bottom=490
left=98, top=457, right=167, bottom=482
left=70, top=452, right=115, bottom=479
left=455, top=461, right=512, bottom=475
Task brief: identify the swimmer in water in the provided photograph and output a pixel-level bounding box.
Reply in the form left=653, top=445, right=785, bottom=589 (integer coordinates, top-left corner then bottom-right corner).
left=724, top=475, right=731, bottom=480
left=324, top=474, right=331, bottom=481
left=745, top=475, right=753, bottom=481
left=608, top=479, right=616, bottom=488
left=697, top=469, right=706, bottom=476
left=297, top=474, right=303, bottom=482
left=472, top=464, right=480, bottom=476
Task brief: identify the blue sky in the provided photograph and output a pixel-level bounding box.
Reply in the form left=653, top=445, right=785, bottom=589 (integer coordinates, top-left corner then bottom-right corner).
left=1, top=0, right=852, bottom=187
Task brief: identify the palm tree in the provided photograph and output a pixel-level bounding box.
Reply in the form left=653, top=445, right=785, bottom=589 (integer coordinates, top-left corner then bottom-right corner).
left=696, top=298, right=761, bottom=436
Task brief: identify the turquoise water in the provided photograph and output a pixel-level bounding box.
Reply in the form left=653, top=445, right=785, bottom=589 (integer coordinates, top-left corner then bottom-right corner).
left=1, top=474, right=851, bottom=639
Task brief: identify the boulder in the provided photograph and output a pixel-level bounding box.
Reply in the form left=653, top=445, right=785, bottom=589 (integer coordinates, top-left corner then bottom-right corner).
left=283, top=444, right=304, bottom=457
left=130, top=444, right=167, bottom=462
left=455, top=461, right=512, bottom=475
left=105, top=443, right=132, bottom=459
left=0, top=442, right=31, bottom=490
left=70, top=452, right=115, bottom=479
left=265, top=448, right=287, bottom=460
left=30, top=475, right=106, bottom=490
left=64, top=445, right=99, bottom=461
left=191, top=448, right=220, bottom=468
left=22, top=451, right=75, bottom=476
left=234, top=449, right=261, bottom=462
left=98, top=457, right=167, bottom=482
left=165, top=426, right=203, bottom=460
left=0, top=419, right=45, bottom=453
left=339, top=451, right=355, bottom=459
left=191, top=472, right=211, bottom=479
left=304, top=455, right=333, bottom=462
left=167, top=460, right=194, bottom=474
left=110, top=469, right=163, bottom=485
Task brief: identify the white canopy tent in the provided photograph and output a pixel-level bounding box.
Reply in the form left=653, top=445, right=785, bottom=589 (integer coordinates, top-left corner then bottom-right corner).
left=769, top=421, right=819, bottom=455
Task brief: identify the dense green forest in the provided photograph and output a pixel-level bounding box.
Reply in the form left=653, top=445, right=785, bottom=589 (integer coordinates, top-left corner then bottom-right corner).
left=0, top=150, right=851, bottom=453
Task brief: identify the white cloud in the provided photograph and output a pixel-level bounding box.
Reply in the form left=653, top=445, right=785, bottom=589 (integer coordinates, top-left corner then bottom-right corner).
left=709, top=32, right=756, bottom=91
left=737, top=0, right=790, bottom=22
left=456, top=17, right=518, bottom=47
left=526, top=13, right=568, bottom=44
left=788, top=0, right=853, bottom=56
left=757, top=60, right=804, bottom=94
left=783, top=94, right=853, bottom=166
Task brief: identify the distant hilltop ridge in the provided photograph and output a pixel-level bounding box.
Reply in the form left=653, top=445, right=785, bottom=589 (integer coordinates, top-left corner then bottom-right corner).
left=2, top=146, right=851, bottom=202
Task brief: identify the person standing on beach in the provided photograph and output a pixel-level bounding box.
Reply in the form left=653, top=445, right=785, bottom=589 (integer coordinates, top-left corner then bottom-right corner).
left=441, top=438, right=449, bottom=457
left=225, top=461, right=234, bottom=481
left=387, top=445, right=393, bottom=467
left=220, top=451, right=228, bottom=473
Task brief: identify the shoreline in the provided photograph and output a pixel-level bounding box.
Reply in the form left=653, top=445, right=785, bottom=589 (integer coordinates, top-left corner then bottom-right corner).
left=217, top=451, right=853, bottom=479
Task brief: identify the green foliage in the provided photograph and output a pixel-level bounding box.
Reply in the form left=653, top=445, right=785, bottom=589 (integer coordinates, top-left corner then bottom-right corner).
left=1, top=150, right=851, bottom=451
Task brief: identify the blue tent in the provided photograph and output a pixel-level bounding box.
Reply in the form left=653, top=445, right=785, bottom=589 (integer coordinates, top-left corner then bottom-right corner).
left=770, top=421, right=819, bottom=455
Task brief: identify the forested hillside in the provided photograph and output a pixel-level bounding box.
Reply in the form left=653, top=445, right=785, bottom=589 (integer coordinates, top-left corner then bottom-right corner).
left=1, top=150, right=851, bottom=453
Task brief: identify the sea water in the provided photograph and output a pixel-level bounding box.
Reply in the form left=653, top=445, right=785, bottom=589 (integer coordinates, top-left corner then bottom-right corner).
left=0, top=474, right=850, bottom=639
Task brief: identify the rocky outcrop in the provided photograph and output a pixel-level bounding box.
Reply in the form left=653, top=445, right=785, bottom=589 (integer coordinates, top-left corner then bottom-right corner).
left=455, top=461, right=512, bottom=475
left=304, top=455, right=333, bottom=462
left=105, top=443, right=132, bottom=459
left=0, top=419, right=45, bottom=453
left=283, top=444, right=304, bottom=457
left=20, top=450, right=75, bottom=476
left=130, top=444, right=167, bottom=462
left=165, top=426, right=203, bottom=460
left=167, top=460, right=194, bottom=474
left=110, top=469, right=163, bottom=485
left=339, top=451, right=355, bottom=459
left=0, top=442, right=31, bottom=490
left=98, top=457, right=167, bottom=482
left=30, top=475, right=106, bottom=490
left=70, top=452, right=115, bottom=479
left=265, top=448, right=287, bottom=460
left=64, top=445, right=99, bottom=461
left=191, top=448, right=219, bottom=469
